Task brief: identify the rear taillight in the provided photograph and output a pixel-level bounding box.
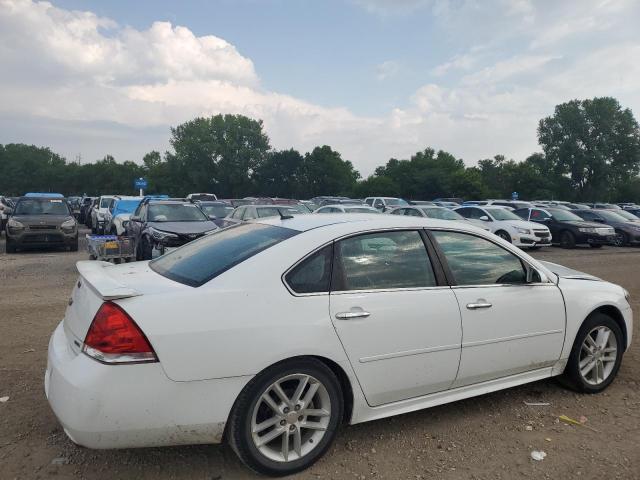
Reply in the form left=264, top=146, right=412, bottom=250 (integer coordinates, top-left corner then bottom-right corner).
left=82, top=302, right=158, bottom=364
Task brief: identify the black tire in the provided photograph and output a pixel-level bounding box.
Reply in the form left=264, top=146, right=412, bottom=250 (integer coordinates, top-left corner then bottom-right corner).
left=614, top=232, right=628, bottom=247
left=559, top=230, right=576, bottom=249
left=5, top=237, right=17, bottom=253
left=590, top=244, right=603, bottom=249
left=561, top=312, right=624, bottom=394
left=227, top=358, right=343, bottom=477
left=89, top=254, right=97, bottom=260
left=496, top=230, right=511, bottom=243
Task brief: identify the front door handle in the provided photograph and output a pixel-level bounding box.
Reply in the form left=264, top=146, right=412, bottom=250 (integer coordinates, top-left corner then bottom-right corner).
left=335, top=311, right=371, bottom=320
left=466, top=301, right=492, bottom=310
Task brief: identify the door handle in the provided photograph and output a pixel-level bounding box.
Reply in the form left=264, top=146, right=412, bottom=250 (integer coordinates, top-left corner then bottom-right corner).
left=466, top=301, right=492, bottom=310
left=335, top=311, right=371, bottom=320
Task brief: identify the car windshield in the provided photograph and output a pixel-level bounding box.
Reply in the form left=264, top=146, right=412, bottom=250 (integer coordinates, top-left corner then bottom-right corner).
left=256, top=207, right=303, bottom=218
left=201, top=204, right=234, bottom=218
left=614, top=210, right=639, bottom=221
left=113, top=199, right=142, bottom=216
left=344, top=207, right=378, bottom=213
left=14, top=198, right=70, bottom=216
left=148, top=203, right=209, bottom=222
left=385, top=198, right=408, bottom=206
left=423, top=207, right=464, bottom=220
left=549, top=209, right=583, bottom=221
left=100, top=197, right=113, bottom=208
left=150, top=223, right=299, bottom=287
left=487, top=208, right=520, bottom=221
left=597, top=210, right=629, bottom=222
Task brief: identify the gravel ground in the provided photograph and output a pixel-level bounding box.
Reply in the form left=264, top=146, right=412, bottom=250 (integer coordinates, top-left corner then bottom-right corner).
left=1, top=229, right=638, bottom=480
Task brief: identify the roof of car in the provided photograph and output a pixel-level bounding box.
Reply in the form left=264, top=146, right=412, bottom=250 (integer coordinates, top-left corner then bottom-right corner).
left=255, top=213, right=482, bottom=233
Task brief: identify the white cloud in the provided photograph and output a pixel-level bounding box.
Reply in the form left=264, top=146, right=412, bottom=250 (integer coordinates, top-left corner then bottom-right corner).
left=0, top=0, right=639, bottom=178
left=375, top=60, right=400, bottom=81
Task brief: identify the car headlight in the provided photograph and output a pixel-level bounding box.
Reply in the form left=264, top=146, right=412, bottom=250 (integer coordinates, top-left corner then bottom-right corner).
left=516, top=228, right=530, bottom=235
left=61, top=218, right=77, bottom=232
left=149, top=227, right=178, bottom=242
left=579, top=227, right=596, bottom=233
left=7, top=218, right=25, bottom=230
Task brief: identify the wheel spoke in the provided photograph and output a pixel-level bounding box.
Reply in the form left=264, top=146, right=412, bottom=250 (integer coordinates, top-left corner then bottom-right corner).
left=585, top=334, right=598, bottom=350
left=252, top=416, right=281, bottom=434
left=255, top=426, right=285, bottom=447
left=301, top=420, right=327, bottom=431
left=292, top=375, right=310, bottom=404
left=303, top=408, right=330, bottom=417
left=273, top=383, right=293, bottom=408
left=261, top=393, right=281, bottom=414
left=596, top=328, right=610, bottom=348
left=596, top=359, right=603, bottom=383
left=603, top=347, right=617, bottom=354
left=579, top=356, right=592, bottom=369
left=293, top=428, right=302, bottom=457
left=602, top=354, right=617, bottom=363
left=581, top=359, right=596, bottom=377
left=302, top=381, right=320, bottom=407
left=281, top=429, right=290, bottom=461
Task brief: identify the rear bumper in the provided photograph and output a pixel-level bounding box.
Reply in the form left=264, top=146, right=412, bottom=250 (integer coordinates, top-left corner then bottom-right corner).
left=45, top=322, right=252, bottom=449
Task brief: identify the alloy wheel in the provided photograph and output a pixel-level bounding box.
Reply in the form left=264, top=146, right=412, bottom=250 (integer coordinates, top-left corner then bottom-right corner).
left=579, top=326, right=618, bottom=385
left=250, top=374, right=331, bottom=463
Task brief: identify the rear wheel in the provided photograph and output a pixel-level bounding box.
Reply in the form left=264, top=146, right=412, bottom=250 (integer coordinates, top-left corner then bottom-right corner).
left=139, top=236, right=153, bottom=261
left=227, top=358, right=343, bottom=476
left=561, top=313, right=624, bottom=393
left=560, top=230, right=576, bottom=249
left=496, top=230, right=511, bottom=243
left=613, top=232, right=628, bottom=247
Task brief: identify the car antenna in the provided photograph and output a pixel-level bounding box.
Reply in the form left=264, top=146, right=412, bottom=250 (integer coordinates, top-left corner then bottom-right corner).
left=278, top=208, right=294, bottom=220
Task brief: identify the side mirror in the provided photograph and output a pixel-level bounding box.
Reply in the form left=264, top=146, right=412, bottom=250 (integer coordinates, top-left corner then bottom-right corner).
left=479, top=215, right=490, bottom=221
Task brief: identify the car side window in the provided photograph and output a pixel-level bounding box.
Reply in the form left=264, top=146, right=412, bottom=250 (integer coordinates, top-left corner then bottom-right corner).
left=373, top=199, right=384, bottom=209
left=432, top=231, right=526, bottom=285
left=365, top=198, right=373, bottom=206
left=390, top=208, right=404, bottom=215
left=531, top=209, right=551, bottom=220
left=285, top=245, right=333, bottom=294
left=405, top=208, right=421, bottom=217
left=242, top=208, right=255, bottom=220
left=332, top=231, right=437, bottom=291
left=579, top=211, right=597, bottom=221
left=457, top=207, right=483, bottom=220
left=139, top=205, right=147, bottom=221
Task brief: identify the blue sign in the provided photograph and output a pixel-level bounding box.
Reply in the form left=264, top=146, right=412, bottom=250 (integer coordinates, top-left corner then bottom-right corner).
left=134, top=178, right=148, bottom=189
left=511, top=191, right=519, bottom=200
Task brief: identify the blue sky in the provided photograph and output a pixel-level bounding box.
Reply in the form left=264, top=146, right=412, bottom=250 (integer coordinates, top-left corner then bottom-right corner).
left=1, top=0, right=639, bottom=175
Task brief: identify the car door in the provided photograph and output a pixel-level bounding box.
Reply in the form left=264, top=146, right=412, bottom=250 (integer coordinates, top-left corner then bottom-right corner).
left=430, top=230, right=565, bottom=387
left=329, top=230, right=462, bottom=406
left=456, top=207, right=491, bottom=230
left=529, top=209, right=558, bottom=240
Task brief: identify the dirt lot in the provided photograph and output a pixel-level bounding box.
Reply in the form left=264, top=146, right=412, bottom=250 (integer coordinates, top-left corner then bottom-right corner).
left=1, top=229, right=639, bottom=480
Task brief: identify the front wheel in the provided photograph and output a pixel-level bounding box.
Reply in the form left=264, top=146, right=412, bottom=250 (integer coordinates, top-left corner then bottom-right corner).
left=560, top=230, right=576, bottom=249
left=613, top=232, right=628, bottom=247
left=496, top=230, right=511, bottom=243
left=561, top=313, right=624, bottom=393
left=227, top=358, right=343, bottom=476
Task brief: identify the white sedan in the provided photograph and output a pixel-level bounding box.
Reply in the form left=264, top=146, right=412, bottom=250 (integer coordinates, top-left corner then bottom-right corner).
left=454, top=205, right=552, bottom=248
left=46, top=214, right=632, bottom=476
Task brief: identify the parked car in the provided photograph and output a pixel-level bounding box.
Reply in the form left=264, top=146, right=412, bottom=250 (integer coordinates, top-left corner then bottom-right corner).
left=611, top=209, right=640, bottom=223
left=564, top=203, right=592, bottom=210
left=5, top=195, right=78, bottom=253
left=623, top=207, right=640, bottom=219
left=390, top=205, right=491, bottom=231
left=433, top=197, right=463, bottom=204
left=433, top=201, right=461, bottom=209
left=513, top=207, right=616, bottom=248
left=364, top=197, right=408, bottom=212
left=196, top=201, right=235, bottom=228
left=78, top=197, right=94, bottom=224
left=484, top=200, right=534, bottom=210
left=91, top=195, right=115, bottom=234
left=125, top=198, right=218, bottom=260
left=226, top=204, right=310, bottom=225
left=314, top=204, right=380, bottom=214
left=46, top=214, right=632, bottom=475
left=573, top=209, right=640, bottom=247
left=314, top=197, right=364, bottom=207
left=186, top=193, right=218, bottom=201
left=0, top=195, right=15, bottom=232
left=590, top=203, right=622, bottom=210
left=84, top=198, right=98, bottom=228
left=104, top=196, right=143, bottom=235
left=407, top=200, right=436, bottom=206
left=454, top=205, right=551, bottom=248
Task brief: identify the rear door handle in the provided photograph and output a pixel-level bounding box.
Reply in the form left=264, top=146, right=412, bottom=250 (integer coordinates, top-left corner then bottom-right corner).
left=335, top=311, right=371, bottom=320
left=466, top=301, right=492, bottom=310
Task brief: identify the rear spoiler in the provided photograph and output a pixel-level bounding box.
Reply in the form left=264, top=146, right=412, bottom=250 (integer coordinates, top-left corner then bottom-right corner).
left=76, top=261, right=142, bottom=300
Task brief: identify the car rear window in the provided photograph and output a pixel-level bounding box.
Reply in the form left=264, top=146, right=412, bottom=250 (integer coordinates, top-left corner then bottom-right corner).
left=149, top=223, right=299, bottom=287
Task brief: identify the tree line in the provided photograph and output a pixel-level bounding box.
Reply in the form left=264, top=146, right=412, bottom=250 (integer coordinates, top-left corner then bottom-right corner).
left=1, top=97, right=639, bottom=202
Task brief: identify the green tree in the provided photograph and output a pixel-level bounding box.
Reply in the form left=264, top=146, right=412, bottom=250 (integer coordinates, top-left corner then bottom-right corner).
left=301, top=146, right=360, bottom=196
left=253, top=149, right=305, bottom=197
left=538, top=97, right=640, bottom=200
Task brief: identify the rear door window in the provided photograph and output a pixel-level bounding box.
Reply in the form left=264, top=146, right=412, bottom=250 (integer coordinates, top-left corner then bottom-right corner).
left=150, top=223, right=299, bottom=287
left=285, top=245, right=333, bottom=294
left=332, top=231, right=436, bottom=291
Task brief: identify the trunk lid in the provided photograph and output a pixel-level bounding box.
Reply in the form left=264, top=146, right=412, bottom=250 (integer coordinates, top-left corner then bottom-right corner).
left=64, top=260, right=184, bottom=341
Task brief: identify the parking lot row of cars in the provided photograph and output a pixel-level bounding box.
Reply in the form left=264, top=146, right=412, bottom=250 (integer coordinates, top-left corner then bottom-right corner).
left=2, top=193, right=640, bottom=255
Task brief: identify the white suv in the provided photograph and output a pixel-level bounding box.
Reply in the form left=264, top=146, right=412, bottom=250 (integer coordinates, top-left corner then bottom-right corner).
left=91, top=195, right=114, bottom=234
left=454, top=205, right=551, bottom=248
left=364, top=197, right=408, bottom=212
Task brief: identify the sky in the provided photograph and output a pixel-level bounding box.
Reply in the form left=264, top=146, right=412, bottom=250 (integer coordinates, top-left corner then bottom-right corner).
left=0, top=0, right=639, bottom=176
